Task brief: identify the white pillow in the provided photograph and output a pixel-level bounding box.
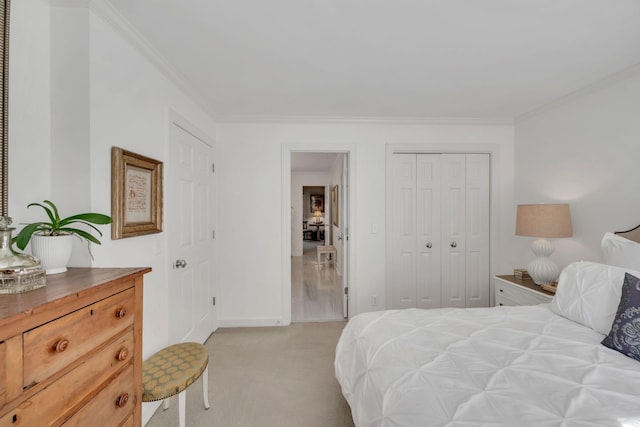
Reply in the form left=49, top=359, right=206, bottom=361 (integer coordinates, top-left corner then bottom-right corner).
left=601, top=232, right=640, bottom=270
left=551, top=261, right=640, bottom=335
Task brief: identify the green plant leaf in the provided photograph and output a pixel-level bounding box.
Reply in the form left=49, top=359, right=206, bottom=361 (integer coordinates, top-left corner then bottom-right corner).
left=27, top=202, right=56, bottom=225
left=60, top=213, right=112, bottom=225
left=59, top=227, right=102, bottom=245
left=43, top=200, right=61, bottom=224
left=14, top=222, right=50, bottom=250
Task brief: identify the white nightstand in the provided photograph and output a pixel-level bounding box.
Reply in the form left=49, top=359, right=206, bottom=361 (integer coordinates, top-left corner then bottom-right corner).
left=495, top=275, right=554, bottom=306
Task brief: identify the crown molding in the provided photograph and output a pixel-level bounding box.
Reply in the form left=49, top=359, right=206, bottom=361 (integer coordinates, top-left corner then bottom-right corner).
left=216, top=114, right=514, bottom=126
left=51, top=0, right=218, bottom=120
left=516, top=62, right=640, bottom=123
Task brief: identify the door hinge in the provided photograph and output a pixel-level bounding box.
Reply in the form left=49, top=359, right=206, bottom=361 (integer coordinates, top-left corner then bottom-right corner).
left=344, top=287, right=349, bottom=295
left=212, top=297, right=216, bottom=306
left=212, top=230, right=216, bottom=239
left=212, top=163, right=215, bottom=173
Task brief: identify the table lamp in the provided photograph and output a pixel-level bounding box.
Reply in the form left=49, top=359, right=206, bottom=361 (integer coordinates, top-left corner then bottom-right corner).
left=515, top=204, right=572, bottom=285
left=313, top=210, right=323, bottom=224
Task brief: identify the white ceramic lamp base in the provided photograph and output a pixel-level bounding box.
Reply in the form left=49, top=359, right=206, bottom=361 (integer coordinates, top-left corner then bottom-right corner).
left=527, top=238, right=559, bottom=285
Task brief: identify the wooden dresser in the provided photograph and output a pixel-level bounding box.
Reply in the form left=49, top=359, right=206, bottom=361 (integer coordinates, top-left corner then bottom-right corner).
left=0, top=267, right=150, bottom=427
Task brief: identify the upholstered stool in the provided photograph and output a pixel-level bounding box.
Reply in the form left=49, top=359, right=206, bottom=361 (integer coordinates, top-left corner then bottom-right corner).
left=317, top=245, right=337, bottom=267
left=142, top=342, right=211, bottom=427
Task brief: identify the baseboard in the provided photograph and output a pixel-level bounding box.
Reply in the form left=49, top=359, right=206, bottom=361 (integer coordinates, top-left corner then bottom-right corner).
left=218, top=317, right=287, bottom=328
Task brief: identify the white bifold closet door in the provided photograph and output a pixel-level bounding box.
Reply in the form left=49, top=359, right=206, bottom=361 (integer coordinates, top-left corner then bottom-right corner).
left=389, top=153, right=490, bottom=309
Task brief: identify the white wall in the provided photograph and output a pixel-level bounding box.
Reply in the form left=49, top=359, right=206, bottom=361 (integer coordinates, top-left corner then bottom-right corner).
left=10, top=4, right=217, bottom=425
left=217, top=122, right=514, bottom=325
left=291, top=174, right=330, bottom=256
left=8, top=0, right=51, bottom=222
left=513, top=70, right=640, bottom=272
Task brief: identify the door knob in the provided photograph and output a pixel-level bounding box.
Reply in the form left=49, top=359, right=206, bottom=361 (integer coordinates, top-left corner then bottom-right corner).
left=425, top=242, right=432, bottom=248
left=450, top=242, right=457, bottom=248
left=174, top=259, right=187, bottom=268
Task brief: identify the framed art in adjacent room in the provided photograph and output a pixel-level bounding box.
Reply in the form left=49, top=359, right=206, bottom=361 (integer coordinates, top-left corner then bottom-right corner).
left=332, top=185, right=339, bottom=227
left=310, top=194, right=324, bottom=213
left=111, top=147, right=163, bottom=239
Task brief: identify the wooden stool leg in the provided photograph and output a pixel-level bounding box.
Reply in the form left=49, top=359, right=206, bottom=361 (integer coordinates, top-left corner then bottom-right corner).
left=178, top=390, right=186, bottom=427
left=163, top=398, right=170, bottom=410
left=203, top=365, right=211, bottom=409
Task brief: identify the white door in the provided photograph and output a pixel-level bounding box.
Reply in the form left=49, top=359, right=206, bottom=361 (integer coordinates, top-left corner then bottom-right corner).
left=168, top=123, right=216, bottom=344
left=416, top=154, right=441, bottom=308
left=465, top=154, right=490, bottom=307
left=340, top=154, right=349, bottom=317
left=441, top=154, right=467, bottom=308
left=389, top=154, right=417, bottom=309
left=389, top=153, right=490, bottom=309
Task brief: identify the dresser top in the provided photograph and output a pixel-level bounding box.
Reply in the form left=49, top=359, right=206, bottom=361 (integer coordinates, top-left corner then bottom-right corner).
left=0, top=267, right=151, bottom=328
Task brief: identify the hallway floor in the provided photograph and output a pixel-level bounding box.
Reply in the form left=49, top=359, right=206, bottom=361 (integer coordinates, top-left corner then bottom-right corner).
left=292, top=241, right=344, bottom=323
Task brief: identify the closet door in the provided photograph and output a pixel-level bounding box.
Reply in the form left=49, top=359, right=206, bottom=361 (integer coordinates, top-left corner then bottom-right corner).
left=389, top=154, right=417, bottom=309
left=465, top=154, right=490, bottom=307
left=441, top=154, right=467, bottom=308
left=416, top=155, right=441, bottom=308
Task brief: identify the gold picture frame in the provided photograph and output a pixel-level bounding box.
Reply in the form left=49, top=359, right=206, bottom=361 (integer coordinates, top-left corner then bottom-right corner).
left=332, top=185, right=339, bottom=227
left=111, top=147, right=163, bottom=239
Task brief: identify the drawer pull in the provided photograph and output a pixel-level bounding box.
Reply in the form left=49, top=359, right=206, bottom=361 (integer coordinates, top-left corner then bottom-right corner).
left=54, top=339, right=69, bottom=353
left=116, top=393, right=129, bottom=408
left=115, top=308, right=127, bottom=318
left=499, top=303, right=504, bottom=306
left=499, top=289, right=504, bottom=292
left=117, top=347, right=129, bottom=362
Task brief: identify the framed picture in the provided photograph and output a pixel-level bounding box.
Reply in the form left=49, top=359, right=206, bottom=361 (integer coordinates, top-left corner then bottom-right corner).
left=332, top=185, right=339, bottom=227
left=310, top=194, right=324, bottom=213
left=111, top=147, right=163, bottom=239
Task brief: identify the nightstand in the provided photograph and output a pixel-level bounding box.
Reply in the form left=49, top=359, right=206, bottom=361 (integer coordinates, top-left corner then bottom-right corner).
left=494, top=275, right=554, bottom=306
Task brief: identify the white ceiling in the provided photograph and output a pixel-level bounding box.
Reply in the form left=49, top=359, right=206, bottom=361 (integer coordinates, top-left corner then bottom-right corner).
left=108, top=0, right=640, bottom=120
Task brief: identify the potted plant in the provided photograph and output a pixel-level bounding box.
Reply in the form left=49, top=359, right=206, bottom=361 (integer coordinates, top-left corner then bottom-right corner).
left=14, top=200, right=112, bottom=275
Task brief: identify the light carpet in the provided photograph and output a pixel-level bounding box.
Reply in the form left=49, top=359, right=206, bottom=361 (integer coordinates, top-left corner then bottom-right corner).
left=145, top=321, right=354, bottom=427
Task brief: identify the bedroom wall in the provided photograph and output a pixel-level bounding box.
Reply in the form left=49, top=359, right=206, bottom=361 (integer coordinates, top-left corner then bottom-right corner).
left=216, top=122, right=515, bottom=325
left=8, top=0, right=51, bottom=222
left=9, top=3, right=217, bottom=425
left=513, top=69, right=640, bottom=272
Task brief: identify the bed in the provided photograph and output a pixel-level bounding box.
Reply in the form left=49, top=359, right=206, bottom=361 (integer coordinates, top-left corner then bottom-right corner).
left=335, top=231, right=640, bottom=426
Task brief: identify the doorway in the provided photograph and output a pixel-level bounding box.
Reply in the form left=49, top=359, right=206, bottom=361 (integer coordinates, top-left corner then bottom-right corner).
left=285, top=149, right=352, bottom=323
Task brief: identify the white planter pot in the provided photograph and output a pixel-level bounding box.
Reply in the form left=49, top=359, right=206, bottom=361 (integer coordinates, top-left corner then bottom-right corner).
left=30, top=234, right=74, bottom=275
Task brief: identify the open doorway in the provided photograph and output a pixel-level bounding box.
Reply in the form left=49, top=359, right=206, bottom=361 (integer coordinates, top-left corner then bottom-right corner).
left=290, top=152, right=349, bottom=322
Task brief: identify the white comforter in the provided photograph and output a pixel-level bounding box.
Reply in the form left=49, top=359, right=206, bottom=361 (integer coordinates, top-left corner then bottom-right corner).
left=335, top=305, right=640, bottom=427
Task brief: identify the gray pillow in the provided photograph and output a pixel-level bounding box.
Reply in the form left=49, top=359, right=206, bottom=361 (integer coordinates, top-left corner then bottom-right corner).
left=601, top=273, right=640, bottom=362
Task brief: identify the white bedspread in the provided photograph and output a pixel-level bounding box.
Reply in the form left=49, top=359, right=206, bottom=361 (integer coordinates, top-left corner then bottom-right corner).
left=335, top=305, right=640, bottom=427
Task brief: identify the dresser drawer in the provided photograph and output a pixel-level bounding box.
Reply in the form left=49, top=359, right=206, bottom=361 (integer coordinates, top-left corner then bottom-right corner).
left=23, top=288, right=135, bottom=388
left=0, top=329, right=134, bottom=427
left=62, top=364, right=135, bottom=427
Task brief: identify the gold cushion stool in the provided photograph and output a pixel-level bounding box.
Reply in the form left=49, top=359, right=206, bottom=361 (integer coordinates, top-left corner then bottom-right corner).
left=142, top=342, right=211, bottom=427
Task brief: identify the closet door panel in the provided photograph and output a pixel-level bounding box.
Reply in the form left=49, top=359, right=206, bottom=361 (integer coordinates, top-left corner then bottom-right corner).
left=416, top=155, right=441, bottom=309
left=465, top=154, right=490, bottom=307
left=390, top=154, right=417, bottom=309
left=441, top=154, right=466, bottom=308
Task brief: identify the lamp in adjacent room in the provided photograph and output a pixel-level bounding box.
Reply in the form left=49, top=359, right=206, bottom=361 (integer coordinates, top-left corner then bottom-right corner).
left=515, top=204, right=573, bottom=285
left=313, top=210, right=323, bottom=224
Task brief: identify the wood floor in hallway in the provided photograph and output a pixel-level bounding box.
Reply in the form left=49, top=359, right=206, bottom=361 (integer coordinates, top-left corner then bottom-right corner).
left=291, top=240, right=344, bottom=323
